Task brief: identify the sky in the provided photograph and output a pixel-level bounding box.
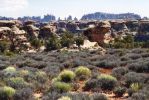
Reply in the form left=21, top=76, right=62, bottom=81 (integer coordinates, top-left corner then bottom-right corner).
left=0, top=0, right=148, bottom=19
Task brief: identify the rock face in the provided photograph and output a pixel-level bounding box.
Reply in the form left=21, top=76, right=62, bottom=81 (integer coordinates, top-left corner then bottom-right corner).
left=139, top=20, right=149, bottom=34
left=0, top=20, right=15, bottom=27
left=66, top=22, right=78, bottom=33
left=126, top=20, right=139, bottom=32
left=84, top=21, right=113, bottom=45
left=39, top=23, right=57, bottom=39
left=0, top=20, right=29, bottom=51
left=1, top=19, right=149, bottom=51
left=23, top=20, right=39, bottom=39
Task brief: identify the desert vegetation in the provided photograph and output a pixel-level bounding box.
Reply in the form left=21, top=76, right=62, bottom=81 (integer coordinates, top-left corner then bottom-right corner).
left=0, top=47, right=149, bottom=100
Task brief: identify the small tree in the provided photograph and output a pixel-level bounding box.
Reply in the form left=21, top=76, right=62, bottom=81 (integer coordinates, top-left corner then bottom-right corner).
left=75, top=36, right=84, bottom=49
left=0, top=40, right=10, bottom=53
left=61, top=32, right=74, bottom=48
left=30, top=38, right=43, bottom=50
left=46, top=33, right=61, bottom=51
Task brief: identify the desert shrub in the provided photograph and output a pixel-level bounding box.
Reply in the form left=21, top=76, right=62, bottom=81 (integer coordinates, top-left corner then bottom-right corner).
left=42, top=92, right=63, bottom=100
left=97, top=74, right=117, bottom=91
left=131, top=92, right=146, bottom=100
left=113, top=86, right=126, bottom=97
left=112, top=67, right=128, bottom=80
left=3, top=66, right=16, bottom=72
left=18, top=60, right=47, bottom=69
left=72, top=58, right=90, bottom=67
left=130, top=83, right=142, bottom=92
left=91, top=93, right=108, bottom=100
left=58, top=70, right=75, bottom=82
left=13, top=88, right=33, bottom=100
left=51, top=82, right=72, bottom=93
left=124, top=72, right=145, bottom=87
left=0, top=40, right=10, bottom=53
left=18, top=70, right=29, bottom=77
left=66, top=93, right=90, bottom=100
left=35, top=71, right=48, bottom=83
left=4, top=51, right=15, bottom=57
left=140, top=85, right=149, bottom=99
left=120, top=56, right=130, bottom=61
left=95, top=60, right=118, bottom=69
left=0, top=64, right=7, bottom=70
left=58, top=96, right=71, bottom=100
left=141, top=53, right=149, bottom=58
left=6, top=77, right=29, bottom=89
left=30, top=38, right=43, bottom=49
left=3, top=66, right=17, bottom=77
left=129, top=54, right=141, bottom=60
left=75, top=66, right=91, bottom=80
left=0, top=81, right=5, bottom=87
left=128, top=88, right=135, bottom=97
left=113, top=41, right=126, bottom=49
left=131, top=48, right=144, bottom=54
left=127, top=63, right=148, bottom=73
left=83, top=79, right=98, bottom=91
left=0, top=86, right=16, bottom=100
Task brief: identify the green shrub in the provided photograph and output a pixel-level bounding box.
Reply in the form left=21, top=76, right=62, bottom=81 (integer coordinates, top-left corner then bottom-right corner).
left=18, top=70, right=29, bottom=77
left=75, top=66, right=91, bottom=80
left=52, top=82, right=72, bottom=93
left=97, top=74, right=117, bottom=91
left=3, top=66, right=16, bottom=72
left=0, top=40, right=10, bottom=52
left=130, top=83, right=142, bottom=92
left=0, top=86, right=16, bottom=99
left=3, top=66, right=17, bottom=77
left=30, top=38, right=43, bottom=49
left=58, top=70, right=75, bottom=82
left=127, top=83, right=142, bottom=97
left=4, top=51, right=15, bottom=57
left=35, top=71, right=48, bottom=83
left=114, top=87, right=126, bottom=97
left=46, top=34, right=61, bottom=51
left=60, top=32, right=74, bottom=48
left=58, top=96, right=71, bottom=100
left=6, top=77, right=29, bottom=89
left=75, top=36, right=84, bottom=48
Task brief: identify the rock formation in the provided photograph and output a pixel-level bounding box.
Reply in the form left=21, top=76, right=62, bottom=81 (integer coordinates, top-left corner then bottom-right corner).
left=23, top=20, right=39, bottom=39
left=84, top=21, right=113, bottom=45
left=0, top=20, right=30, bottom=52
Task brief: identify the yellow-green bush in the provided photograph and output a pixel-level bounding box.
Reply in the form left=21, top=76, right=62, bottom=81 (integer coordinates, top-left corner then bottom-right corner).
left=75, top=66, right=91, bottom=80
left=58, top=70, right=75, bottom=82
left=0, top=86, right=16, bottom=99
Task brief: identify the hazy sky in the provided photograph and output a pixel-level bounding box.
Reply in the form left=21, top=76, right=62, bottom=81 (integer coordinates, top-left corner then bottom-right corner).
left=0, top=0, right=148, bottom=19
